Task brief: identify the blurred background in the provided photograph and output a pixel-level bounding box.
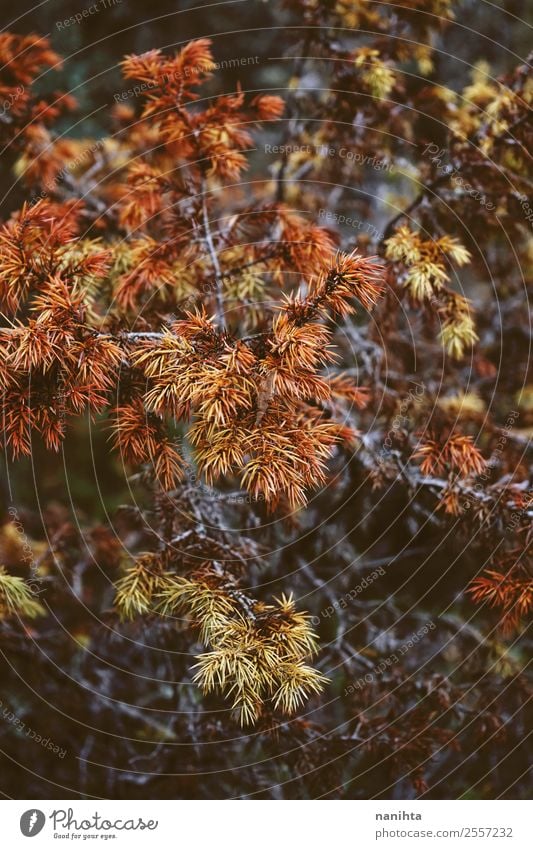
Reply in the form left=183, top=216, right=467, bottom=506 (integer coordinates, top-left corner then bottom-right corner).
left=0, top=0, right=530, bottom=142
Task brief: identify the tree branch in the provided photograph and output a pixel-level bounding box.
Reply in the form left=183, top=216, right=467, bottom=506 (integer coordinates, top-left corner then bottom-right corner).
left=200, top=176, right=226, bottom=331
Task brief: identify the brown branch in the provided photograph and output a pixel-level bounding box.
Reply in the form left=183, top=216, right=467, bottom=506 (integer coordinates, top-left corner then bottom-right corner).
left=200, top=176, right=226, bottom=331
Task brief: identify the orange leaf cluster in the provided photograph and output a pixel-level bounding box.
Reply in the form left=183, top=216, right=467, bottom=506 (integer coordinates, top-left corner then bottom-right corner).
left=415, top=433, right=485, bottom=478
left=469, top=565, right=533, bottom=634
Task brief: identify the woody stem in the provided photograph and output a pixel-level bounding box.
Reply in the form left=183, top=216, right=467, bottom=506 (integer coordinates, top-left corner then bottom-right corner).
left=200, top=176, right=226, bottom=331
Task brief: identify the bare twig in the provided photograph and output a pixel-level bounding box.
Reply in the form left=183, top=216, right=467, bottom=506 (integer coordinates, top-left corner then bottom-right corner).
left=200, top=176, right=226, bottom=331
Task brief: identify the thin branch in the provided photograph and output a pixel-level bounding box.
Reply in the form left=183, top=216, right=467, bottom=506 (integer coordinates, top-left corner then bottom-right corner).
left=221, top=248, right=280, bottom=280
left=200, top=176, right=226, bottom=331
left=380, top=172, right=451, bottom=243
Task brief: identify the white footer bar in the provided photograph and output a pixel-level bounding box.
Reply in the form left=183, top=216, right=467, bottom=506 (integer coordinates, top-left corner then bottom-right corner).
left=2, top=800, right=530, bottom=848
